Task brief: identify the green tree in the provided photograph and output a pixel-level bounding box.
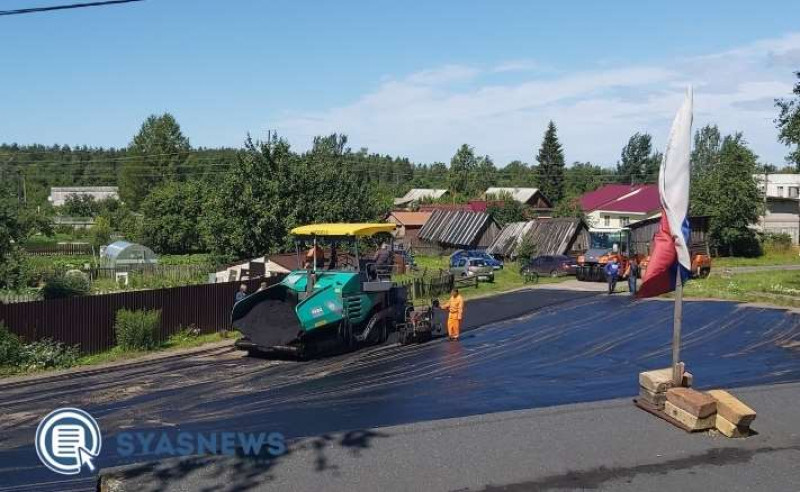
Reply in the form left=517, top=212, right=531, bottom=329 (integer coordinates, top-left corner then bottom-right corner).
left=617, top=133, right=661, bottom=184
left=498, top=160, right=532, bottom=186
left=203, top=133, right=388, bottom=258
left=535, top=121, right=566, bottom=204
left=476, top=155, right=498, bottom=188
left=0, top=199, right=27, bottom=289
left=551, top=195, right=587, bottom=219
left=448, top=144, right=479, bottom=196
left=775, top=71, right=800, bottom=170
left=61, top=194, right=96, bottom=217
left=121, top=113, right=191, bottom=209
left=691, top=125, right=722, bottom=177
left=140, top=180, right=207, bottom=254
left=89, top=216, right=112, bottom=250
left=485, top=192, right=528, bottom=225
left=564, top=161, right=613, bottom=197
left=691, top=133, right=763, bottom=256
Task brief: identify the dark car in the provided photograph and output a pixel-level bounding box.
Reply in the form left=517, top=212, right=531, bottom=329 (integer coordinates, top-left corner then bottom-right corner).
left=520, top=255, right=577, bottom=277
left=450, top=250, right=503, bottom=270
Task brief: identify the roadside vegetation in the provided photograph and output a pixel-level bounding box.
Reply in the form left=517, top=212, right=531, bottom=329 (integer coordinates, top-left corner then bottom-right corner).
left=683, top=270, right=800, bottom=308
left=397, top=255, right=568, bottom=303
left=0, top=309, right=237, bottom=377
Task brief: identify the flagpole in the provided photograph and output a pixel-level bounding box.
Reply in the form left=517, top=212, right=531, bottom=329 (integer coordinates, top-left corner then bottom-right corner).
left=671, top=266, right=683, bottom=385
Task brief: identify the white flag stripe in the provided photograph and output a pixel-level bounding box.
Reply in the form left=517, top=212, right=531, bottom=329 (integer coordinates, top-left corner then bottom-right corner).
left=659, top=87, right=693, bottom=270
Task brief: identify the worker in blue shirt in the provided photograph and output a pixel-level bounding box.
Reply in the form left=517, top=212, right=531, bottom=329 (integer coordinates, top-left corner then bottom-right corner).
left=605, top=258, right=620, bottom=295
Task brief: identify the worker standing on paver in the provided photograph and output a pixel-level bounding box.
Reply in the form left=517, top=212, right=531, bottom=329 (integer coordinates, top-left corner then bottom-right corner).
left=605, top=258, right=620, bottom=295
left=441, top=288, right=464, bottom=341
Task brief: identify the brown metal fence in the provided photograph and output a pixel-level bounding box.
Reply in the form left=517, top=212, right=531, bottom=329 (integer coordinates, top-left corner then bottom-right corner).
left=0, top=276, right=282, bottom=354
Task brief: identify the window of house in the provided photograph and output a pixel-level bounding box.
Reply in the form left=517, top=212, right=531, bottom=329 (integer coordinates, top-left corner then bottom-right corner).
left=777, top=186, right=784, bottom=197
left=603, top=215, right=610, bottom=227
left=620, top=217, right=630, bottom=226
left=789, top=187, right=799, bottom=199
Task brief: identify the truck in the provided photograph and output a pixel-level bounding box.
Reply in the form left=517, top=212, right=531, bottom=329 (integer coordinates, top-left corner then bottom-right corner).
left=576, top=216, right=712, bottom=283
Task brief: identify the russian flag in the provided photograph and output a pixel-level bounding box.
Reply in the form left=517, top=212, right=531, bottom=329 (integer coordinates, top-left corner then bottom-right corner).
left=637, top=88, right=693, bottom=298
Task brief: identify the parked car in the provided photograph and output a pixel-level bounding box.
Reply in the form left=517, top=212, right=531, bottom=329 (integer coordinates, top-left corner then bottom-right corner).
left=520, top=255, right=577, bottom=277
left=450, top=250, right=503, bottom=270
left=450, top=257, right=495, bottom=282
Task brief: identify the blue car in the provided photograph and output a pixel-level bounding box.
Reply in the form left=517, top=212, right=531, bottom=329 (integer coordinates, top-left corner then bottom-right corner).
left=449, top=250, right=504, bottom=270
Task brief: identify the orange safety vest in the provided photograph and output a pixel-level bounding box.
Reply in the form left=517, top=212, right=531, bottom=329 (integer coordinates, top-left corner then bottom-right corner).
left=443, top=294, right=464, bottom=321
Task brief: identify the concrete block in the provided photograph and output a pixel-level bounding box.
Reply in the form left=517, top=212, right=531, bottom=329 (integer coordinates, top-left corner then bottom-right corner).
left=639, top=368, right=675, bottom=393
left=639, top=387, right=666, bottom=409
left=716, top=414, right=749, bottom=438
left=666, top=387, right=716, bottom=418
left=707, top=390, right=756, bottom=426
left=663, top=401, right=716, bottom=431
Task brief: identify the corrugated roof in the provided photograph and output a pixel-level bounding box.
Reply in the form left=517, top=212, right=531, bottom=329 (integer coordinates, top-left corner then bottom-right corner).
left=418, top=210, right=496, bottom=247
left=579, top=184, right=640, bottom=211
left=486, top=221, right=536, bottom=257
left=393, top=188, right=448, bottom=206
left=387, top=211, right=433, bottom=227
left=579, top=184, right=660, bottom=214
left=596, top=185, right=660, bottom=213
left=487, top=218, right=588, bottom=257
left=485, top=187, right=541, bottom=204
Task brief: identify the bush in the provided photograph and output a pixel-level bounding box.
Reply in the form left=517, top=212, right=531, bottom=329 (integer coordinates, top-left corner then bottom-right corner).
left=40, top=272, right=91, bottom=299
left=763, top=233, right=793, bottom=253
left=0, top=323, right=24, bottom=367
left=516, top=235, right=536, bottom=264
left=19, top=339, right=80, bottom=370
left=114, top=308, right=161, bottom=351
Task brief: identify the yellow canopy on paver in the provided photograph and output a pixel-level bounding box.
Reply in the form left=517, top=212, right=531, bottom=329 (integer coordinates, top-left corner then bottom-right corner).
left=290, top=223, right=396, bottom=237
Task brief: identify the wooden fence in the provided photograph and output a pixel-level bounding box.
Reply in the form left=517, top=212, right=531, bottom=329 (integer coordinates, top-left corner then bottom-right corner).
left=24, top=243, right=93, bottom=256
left=0, top=276, right=282, bottom=354
left=395, top=270, right=455, bottom=301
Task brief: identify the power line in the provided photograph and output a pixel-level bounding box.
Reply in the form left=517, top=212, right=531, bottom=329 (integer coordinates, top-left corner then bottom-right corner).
left=0, top=0, right=144, bottom=16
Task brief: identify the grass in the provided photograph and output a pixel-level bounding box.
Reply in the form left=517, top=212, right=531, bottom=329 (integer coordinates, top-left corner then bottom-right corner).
left=1, top=330, right=239, bottom=378
left=397, top=255, right=568, bottom=303
left=713, top=249, right=800, bottom=268
left=76, top=330, right=238, bottom=366
left=682, top=270, right=800, bottom=308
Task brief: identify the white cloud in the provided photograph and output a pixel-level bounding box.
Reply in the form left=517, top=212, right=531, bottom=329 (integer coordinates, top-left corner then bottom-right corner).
left=492, top=59, right=544, bottom=73
left=273, top=33, right=800, bottom=166
left=403, top=65, right=480, bottom=85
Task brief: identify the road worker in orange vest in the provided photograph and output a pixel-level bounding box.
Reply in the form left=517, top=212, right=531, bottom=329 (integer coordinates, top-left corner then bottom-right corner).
left=441, top=288, right=464, bottom=341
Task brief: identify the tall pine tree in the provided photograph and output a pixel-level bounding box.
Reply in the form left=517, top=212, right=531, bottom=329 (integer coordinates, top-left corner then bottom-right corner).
left=535, top=121, right=566, bottom=204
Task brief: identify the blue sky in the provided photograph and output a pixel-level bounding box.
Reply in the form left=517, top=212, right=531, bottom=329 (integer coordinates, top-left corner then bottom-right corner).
left=1, top=0, right=799, bottom=166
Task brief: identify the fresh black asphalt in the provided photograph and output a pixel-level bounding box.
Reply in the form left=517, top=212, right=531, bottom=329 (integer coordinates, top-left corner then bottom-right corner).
left=1, top=288, right=798, bottom=491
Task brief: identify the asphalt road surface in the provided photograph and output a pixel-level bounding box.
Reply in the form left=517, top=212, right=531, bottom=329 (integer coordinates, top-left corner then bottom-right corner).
left=1, top=289, right=798, bottom=491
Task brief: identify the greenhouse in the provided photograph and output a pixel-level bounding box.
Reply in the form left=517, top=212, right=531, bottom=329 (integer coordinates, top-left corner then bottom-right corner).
left=101, top=241, right=158, bottom=267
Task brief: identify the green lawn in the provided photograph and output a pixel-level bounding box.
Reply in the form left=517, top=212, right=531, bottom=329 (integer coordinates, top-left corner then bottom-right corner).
left=713, top=249, right=800, bottom=268
left=682, top=270, right=800, bottom=308
left=397, top=255, right=568, bottom=303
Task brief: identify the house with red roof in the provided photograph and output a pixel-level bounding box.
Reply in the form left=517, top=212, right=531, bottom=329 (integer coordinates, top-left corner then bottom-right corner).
left=578, top=184, right=661, bottom=231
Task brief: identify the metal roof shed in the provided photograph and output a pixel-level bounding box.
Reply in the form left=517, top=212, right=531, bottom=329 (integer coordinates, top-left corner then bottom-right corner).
left=418, top=210, right=501, bottom=249
left=101, top=241, right=158, bottom=267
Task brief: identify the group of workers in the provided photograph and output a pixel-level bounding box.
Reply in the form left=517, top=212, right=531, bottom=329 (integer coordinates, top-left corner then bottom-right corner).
left=604, top=257, right=641, bottom=295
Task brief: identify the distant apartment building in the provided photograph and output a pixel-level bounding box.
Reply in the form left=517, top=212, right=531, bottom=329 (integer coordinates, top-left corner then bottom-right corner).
left=754, top=173, right=800, bottom=244
left=49, top=186, right=119, bottom=207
